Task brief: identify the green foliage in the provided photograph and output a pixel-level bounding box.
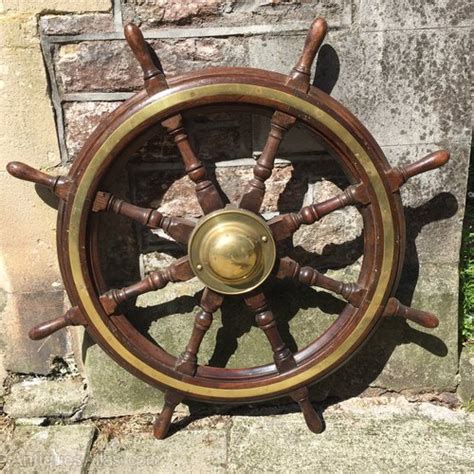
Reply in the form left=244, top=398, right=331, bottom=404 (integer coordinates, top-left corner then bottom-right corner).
left=460, top=144, right=474, bottom=343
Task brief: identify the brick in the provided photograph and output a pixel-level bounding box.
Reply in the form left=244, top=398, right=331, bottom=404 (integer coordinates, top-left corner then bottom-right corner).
left=55, top=37, right=248, bottom=93
left=121, top=0, right=351, bottom=29
left=63, top=101, right=121, bottom=160
left=39, top=13, right=115, bottom=35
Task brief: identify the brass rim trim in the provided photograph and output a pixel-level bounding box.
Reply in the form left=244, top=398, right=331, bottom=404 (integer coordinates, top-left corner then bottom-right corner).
left=68, top=83, right=395, bottom=399
left=188, top=208, right=276, bottom=295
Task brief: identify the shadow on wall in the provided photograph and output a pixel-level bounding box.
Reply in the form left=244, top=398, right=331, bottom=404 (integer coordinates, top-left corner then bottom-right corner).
left=73, top=43, right=458, bottom=422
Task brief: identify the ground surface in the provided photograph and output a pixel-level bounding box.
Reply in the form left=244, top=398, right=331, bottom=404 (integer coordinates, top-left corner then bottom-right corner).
left=0, top=396, right=472, bottom=473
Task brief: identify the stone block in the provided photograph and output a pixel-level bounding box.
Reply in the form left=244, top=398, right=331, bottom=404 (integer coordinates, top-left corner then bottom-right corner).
left=4, top=378, right=86, bottom=418
left=323, top=262, right=459, bottom=397
left=39, top=13, right=115, bottom=35
left=63, top=101, right=121, bottom=160
left=357, top=0, right=471, bottom=30
left=458, top=345, right=474, bottom=403
left=88, top=429, right=227, bottom=473
left=55, top=37, right=248, bottom=93
left=2, top=0, right=111, bottom=13
left=228, top=402, right=474, bottom=472
left=121, top=0, right=351, bottom=29
left=383, top=142, right=469, bottom=266
left=249, top=28, right=471, bottom=146
left=2, top=290, right=69, bottom=375
left=82, top=341, right=165, bottom=417
left=3, top=425, right=96, bottom=474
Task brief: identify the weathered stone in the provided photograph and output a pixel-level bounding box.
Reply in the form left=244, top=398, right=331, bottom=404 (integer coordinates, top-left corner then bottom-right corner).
left=63, top=101, right=121, bottom=160
left=55, top=37, right=247, bottom=93
left=3, top=425, right=96, bottom=474
left=121, top=0, right=351, bottom=28
left=2, top=290, right=69, bottom=375
left=323, top=262, right=459, bottom=397
left=3, top=378, right=85, bottom=418
left=458, top=345, right=474, bottom=403
left=357, top=0, right=471, bottom=30
left=88, top=428, right=227, bottom=473
left=249, top=28, right=471, bottom=146
left=228, top=400, right=474, bottom=472
left=82, top=341, right=166, bottom=417
left=382, top=142, right=469, bottom=266
left=2, top=0, right=111, bottom=13
left=39, top=13, right=115, bottom=35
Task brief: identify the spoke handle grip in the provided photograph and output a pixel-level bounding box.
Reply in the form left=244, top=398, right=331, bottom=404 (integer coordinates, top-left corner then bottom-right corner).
left=294, top=17, right=328, bottom=75
left=384, top=297, right=439, bottom=329
left=29, top=307, right=85, bottom=340
left=124, top=23, right=165, bottom=84
left=7, top=161, right=57, bottom=188
left=401, top=150, right=450, bottom=180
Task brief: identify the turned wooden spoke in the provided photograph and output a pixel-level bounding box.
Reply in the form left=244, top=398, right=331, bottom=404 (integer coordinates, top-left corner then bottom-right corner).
left=100, top=257, right=194, bottom=315
left=245, top=292, right=297, bottom=373
left=275, top=257, right=367, bottom=308
left=386, top=150, right=450, bottom=192
left=240, top=18, right=327, bottom=213
left=240, top=111, right=297, bottom=213
left=269, top=183, right=369, bottom=242
left=161, top=114, right=224, bottom=214
left=174, top=288, right=224, bottom=376
left=154, top=289, right=223, bottom=440
left=244, top=291, right=323, bottom=433
left=125, top=22, right=224, bottom=215
left=92, top=191, right=195, bottom=245
left=6, top=162, right=71, bottom=201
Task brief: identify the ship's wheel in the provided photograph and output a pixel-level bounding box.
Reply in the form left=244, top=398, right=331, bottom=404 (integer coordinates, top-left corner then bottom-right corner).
left=7, top=18, right=449, bottom=439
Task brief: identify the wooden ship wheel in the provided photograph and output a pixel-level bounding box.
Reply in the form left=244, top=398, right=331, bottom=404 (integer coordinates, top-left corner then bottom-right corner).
left=6, top=17, right=450, bottom=439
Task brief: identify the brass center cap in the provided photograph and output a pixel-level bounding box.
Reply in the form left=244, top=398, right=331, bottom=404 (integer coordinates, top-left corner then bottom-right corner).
left=188, top=208, right=276, bottom=295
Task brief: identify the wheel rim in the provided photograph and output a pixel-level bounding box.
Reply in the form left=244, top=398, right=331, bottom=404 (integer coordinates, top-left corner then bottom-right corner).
left=58, top=75, right=403, bottom=402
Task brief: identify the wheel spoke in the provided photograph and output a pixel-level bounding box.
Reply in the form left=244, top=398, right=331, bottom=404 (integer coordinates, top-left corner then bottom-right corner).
left=239, top=111, right=297, bottom=213
left=268, top=183, right=369, bottom=242
left=244, top=291, right=323, bottom=433
left=174, top=288, right=224, bottom=376
left=275, top=257, right=367, bottom=308
left=92, top=192, right=195, bottom=245
left=99, top=257, right=195, bottom=315
left=161, top=114, right=224, bottom=215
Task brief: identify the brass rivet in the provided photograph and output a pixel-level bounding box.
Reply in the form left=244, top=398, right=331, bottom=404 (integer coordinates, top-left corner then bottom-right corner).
left=261, top=235, right=268, bottom=243
left=196, top=264, right=203, bottom=271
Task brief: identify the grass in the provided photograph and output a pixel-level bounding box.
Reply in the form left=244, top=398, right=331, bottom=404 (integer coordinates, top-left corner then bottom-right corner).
left=460, top=142, right=474, bottom=344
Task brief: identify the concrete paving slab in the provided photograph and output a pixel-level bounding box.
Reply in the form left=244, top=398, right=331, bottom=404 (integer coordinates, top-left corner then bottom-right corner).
left=88, top=428, right=227, bottom=473
left=228, top=399, right=474, bottom=473
left=3, top=424, right=95, bottom=474
left=4, top=378, right=86, bottom=418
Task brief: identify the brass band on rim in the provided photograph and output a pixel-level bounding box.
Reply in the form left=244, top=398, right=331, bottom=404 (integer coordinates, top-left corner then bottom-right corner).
left=188, top=208, right=276, bottom=295
left=68, top=83, right=396, bottom=400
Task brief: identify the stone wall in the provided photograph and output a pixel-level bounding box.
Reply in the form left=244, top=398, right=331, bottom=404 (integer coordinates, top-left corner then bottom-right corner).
left=0, top=0, right=471, bottom=417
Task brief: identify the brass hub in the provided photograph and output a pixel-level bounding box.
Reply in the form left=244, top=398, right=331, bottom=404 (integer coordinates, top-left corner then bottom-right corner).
left=188, top=208, right=276, bottom=295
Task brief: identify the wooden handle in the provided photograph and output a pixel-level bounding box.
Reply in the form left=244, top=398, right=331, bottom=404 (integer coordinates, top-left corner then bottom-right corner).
left=402, top=150, right=450, bottom=180
left=291, top=387, right=324, bottom=434
left=294, top=17, right=328, bottom=76
left=6, top=161, right=71, bottom=200
left=7, top=161, right=57, bottom=188
left=29, top=307, right=85, bottom=340
left=384, top=297, right=439, bottom=329
left=124, top=23, right=167, bottom=94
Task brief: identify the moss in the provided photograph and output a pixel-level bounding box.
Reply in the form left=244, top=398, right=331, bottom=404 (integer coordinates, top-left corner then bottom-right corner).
left=460, top=139, right=474, bottom=343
